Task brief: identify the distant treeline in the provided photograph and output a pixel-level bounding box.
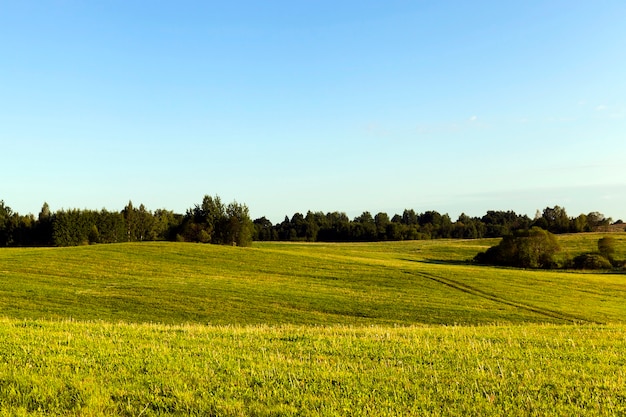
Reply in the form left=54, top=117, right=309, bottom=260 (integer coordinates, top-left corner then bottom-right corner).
left=254, top=206, right=619, bottom=242
left=0, top=196, right=621, bottom=248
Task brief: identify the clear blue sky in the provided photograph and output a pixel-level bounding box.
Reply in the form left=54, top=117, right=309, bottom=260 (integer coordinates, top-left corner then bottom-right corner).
left=2, top=1, right=625, bottom=223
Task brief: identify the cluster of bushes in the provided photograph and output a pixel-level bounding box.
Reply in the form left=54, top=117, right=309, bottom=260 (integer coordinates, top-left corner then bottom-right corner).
left=474, top=227, right=561, bottom=269
left=571, top=237, right=621, bottom=270
left=475, top=231, right=622, bottom=270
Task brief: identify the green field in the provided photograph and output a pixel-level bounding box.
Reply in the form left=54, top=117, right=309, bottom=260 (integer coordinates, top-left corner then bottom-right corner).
left=1, top=234, right=625, bottom=415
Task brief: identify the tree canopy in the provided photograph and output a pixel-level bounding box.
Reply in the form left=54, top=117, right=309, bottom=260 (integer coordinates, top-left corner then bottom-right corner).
left=0, top=199, right=621, bottom=248
left=474, top=227, right=561, bottom=269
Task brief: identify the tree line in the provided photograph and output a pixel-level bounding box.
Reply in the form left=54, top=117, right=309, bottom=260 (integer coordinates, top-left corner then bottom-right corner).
left=0, top=196, right=252, bottom=247
left=0, top=196, right=620, bottom=248
left=253, top=206, right=618, bottom=242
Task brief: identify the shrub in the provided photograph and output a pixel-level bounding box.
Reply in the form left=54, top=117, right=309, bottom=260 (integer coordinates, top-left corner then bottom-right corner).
left=572, top=253, right=612, bottom=270
left=474, top=227, right=560, bottom=269
left=597, top=236, right=617, bottom=264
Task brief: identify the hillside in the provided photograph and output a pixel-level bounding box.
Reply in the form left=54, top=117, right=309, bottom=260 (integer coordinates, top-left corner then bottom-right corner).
left=2, top=236, right=626, bottom=415
left=1, top=234, right=625, bottom=325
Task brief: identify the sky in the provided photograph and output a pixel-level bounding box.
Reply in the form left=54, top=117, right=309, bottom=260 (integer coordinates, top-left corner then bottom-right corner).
left=1, top=1, right=625, bottom=223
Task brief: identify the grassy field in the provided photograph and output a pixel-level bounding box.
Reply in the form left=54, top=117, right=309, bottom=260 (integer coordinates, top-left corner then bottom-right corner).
left=1, top=234, right=625, bottom=325
left=1, top=233, right=625, bottom=415
left=1, top=320, right=625, bottom=416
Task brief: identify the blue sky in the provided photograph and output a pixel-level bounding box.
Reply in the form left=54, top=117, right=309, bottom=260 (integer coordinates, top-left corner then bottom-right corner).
left=2, top=1, right=625, bottom=223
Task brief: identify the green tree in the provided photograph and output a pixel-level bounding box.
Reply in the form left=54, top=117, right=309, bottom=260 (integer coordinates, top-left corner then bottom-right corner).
left=353, top=211, right=377, bottom=241
left=153, top=209, right=182, bottom=241
left=571, top=214, right=589, bottom=233
left=540, top=206, right=570, bottom=233
left=182, top=195, right=227, bottom=243
left=318, top=212, right=351, bottom=241
left=35, top=202, right=54, bottom=245
left=276, top=216, right=294, bottom=241
left=587, top=212, right=611, bottom=231
left=225, top=201, right=253, bottom=246
left=385, top=221, right=403, bottom=240
left=0, top=200, right=14, bottom=246
left=253, top=217, right=275, bottom=241
left=597, top=236, right=617, bottom=264
left=402, top=209, right=418, bottom=226
left=96, top=209, right=125, bottom=243
left=200, top=195, right=227, bottom=244
left=53, top=209, right=95, bottom=246
left=374, top=212, right=390, bottom=240
left=304, top=211, right=320, bottom=242
left=516, top=227, right=560, bottom=268
left=453, top=213, right=479, bottom=239
left=122, top=201, right=138, bottom=242
left=135, top=204, right=155, bottom=241
left=439, top=214, right=453, bottom=238
left=88, top=224, right=100, bottom=244
left=475, top=227, right=560, bottom=269
left=11, top=213, right=36, bottom=246
left=419, top=211, right=443, bottom=239
left=483, top=210, right=530, bottom=237
left=290, top=213, right=307, bottom=240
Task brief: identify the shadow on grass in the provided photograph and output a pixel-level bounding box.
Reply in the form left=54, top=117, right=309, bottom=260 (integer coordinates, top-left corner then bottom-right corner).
left=603, top=269, right=626, bottom=275
left=403, top=257, right=626, bottom=274
left=400, top=258, right=474, bottom=266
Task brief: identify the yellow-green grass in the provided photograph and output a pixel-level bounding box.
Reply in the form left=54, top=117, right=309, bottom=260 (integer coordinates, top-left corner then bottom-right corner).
left=1, top=235, right=626, bottom=415
left=556, top=232, right=626, bottom=259
left=1, top=235, right=625, bottom=325
left=0, top=319, right=624, bottom=416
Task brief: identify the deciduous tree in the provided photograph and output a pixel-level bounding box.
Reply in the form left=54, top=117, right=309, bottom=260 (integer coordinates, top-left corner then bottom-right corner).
left=475, top=227, right=560, bottom=269
left=225, top=201, right=253, bottom=246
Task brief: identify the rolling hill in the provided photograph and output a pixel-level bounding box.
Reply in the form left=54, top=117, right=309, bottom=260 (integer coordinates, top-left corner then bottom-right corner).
left=1, top=234, right=624, bottom=325
left=1, top=235, right=625, bottom=415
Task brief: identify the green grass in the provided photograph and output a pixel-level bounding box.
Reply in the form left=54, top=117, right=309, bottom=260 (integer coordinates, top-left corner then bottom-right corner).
left=557, top=232, right=626, bottom=257
left=1, top=236, right=625, bottom=325
left=1, top=234, right=626, bottom=415
left=0, top=320, right=625, bottom=416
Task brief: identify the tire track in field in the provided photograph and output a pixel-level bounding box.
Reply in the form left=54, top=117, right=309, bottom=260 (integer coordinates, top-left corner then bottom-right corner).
left=405, top=269, right=601, bottom=324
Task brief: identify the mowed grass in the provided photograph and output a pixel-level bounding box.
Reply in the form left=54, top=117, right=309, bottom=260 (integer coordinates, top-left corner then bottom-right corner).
left=1, top=235, right=626, bottom=415
left=1, top=320, right=625, bottom=416
left=1, top=234, right=625, bottom=325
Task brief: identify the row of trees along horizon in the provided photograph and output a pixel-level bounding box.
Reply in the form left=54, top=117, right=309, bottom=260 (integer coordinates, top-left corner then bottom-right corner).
left=0, top=195, right=622, bottom=248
